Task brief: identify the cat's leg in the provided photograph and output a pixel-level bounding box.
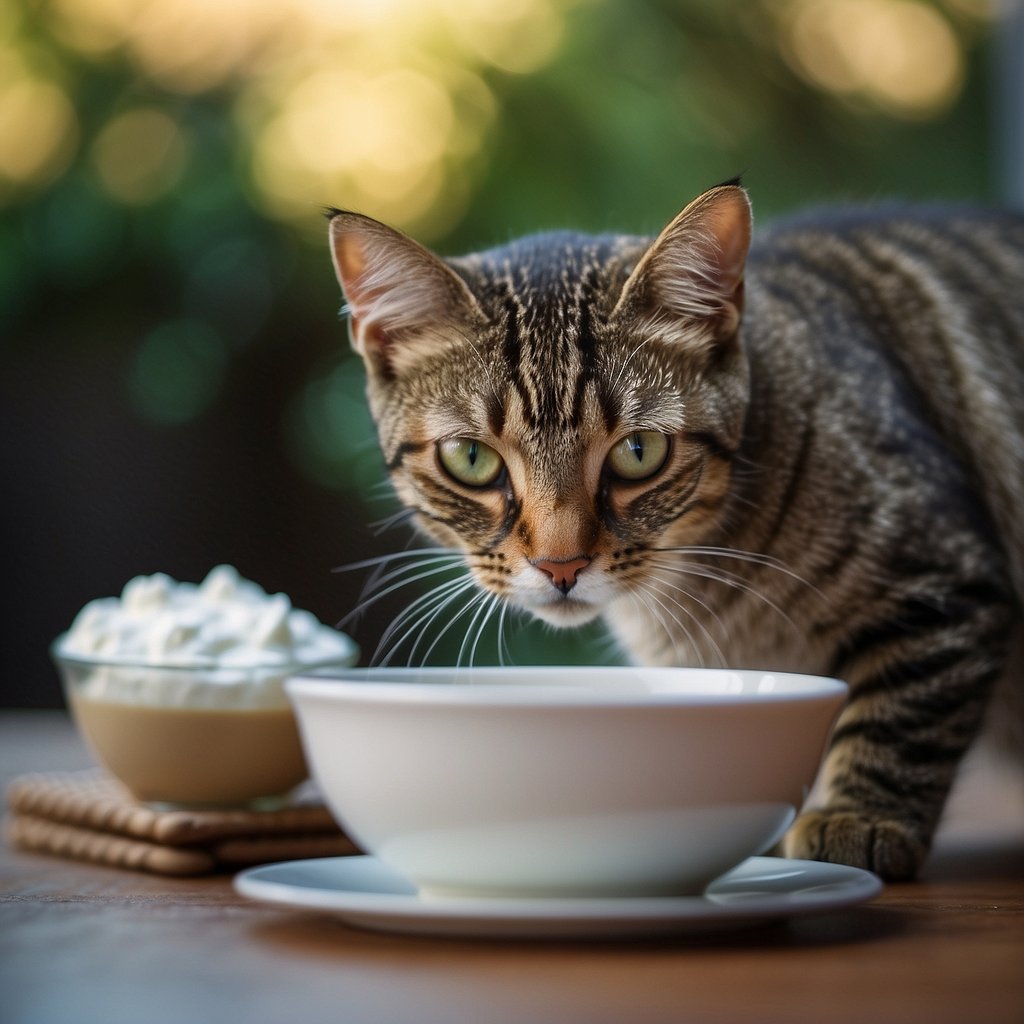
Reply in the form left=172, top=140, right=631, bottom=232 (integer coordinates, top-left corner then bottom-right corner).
left=783, top=579, right=1014, bottom=880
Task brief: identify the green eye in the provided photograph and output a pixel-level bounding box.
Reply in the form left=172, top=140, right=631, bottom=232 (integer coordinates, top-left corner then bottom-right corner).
left=438, top=438, right=504, bottom=487
left=606, top=431, right=670, bottom=481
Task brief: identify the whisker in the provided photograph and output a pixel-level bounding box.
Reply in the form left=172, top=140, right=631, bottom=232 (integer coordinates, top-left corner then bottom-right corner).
left=628, top=588, right=694, bottom=667
left=637, top=581, right=708, bottom=668
left=496, top=601, right=512, bottom=667
left=609, top=335, right=659, bottom=399
left=420, top=589, right=490, bottom=667
left=373, top=574, right=474, bottom=662
left=652, top=544, right=821, bottom=597
left=375, top=576, right=478, bottom=666
left=358, top=552, right=465, bottom=597
left=649, top=558, right=799, bottom=634
left=647, top=565, right=730, bottom=640
left=408, top=583, right=483, bottom=667
left=340, top=557, right=466, bottom=628
left=349, top=543, right=463, bottom=610
left=369, top=507, right=417, bottom=536
left=365, top=478, right=400, bottom=504
left=333, top=547, right=461, bottom=574
left=460, top=592, right=500, bottom=668
left=478, top=594, right=505, bottom=668
left=457, top=592, right=489, bottom=667
left=644, top=575, right=727, bottom=667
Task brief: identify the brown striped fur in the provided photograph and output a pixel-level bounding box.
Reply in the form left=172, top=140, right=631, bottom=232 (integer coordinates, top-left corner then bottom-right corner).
left=329, top=185, right=1024, bottom=879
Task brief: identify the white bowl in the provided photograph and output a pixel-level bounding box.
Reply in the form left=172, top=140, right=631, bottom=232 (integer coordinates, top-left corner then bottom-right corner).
left=286, top=667, right=846, bottom=898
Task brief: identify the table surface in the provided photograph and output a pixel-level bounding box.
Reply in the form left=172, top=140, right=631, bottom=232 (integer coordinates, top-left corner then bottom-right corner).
left=2, top=710, right=1023, bottom=1024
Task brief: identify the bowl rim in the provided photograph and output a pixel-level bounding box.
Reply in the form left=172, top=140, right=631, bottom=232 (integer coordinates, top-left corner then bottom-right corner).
left=286, top=666, right=848, bottom=708
left=50, top=632, right=359, bottom=674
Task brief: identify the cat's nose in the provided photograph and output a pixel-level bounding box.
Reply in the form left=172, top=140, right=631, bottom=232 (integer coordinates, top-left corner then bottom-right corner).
left=533, top=556, right=591, bottom=595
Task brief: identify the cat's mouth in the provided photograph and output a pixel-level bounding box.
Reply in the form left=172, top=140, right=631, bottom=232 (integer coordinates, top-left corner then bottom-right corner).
left=494, top=555, right=612, bottom=628
left=519, top=593, right=604, bottom=628
left=473, top=555, right=612, bottom=628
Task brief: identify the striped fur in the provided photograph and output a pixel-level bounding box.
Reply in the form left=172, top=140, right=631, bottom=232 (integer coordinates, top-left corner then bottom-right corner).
left=329, top=186, right=1024, bottom=879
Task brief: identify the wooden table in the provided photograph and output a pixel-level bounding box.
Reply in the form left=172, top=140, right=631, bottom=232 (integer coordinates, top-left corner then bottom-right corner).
left=2, top=711, right=1022, bottom=1024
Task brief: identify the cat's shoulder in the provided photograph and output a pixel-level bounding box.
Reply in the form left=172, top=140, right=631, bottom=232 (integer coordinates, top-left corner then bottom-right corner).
left=752, top=200, right=1024, bottom=253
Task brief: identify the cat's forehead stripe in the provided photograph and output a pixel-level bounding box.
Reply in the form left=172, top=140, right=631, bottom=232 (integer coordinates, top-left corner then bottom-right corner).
left=449, top=233, right=661, bottom=449
left=486, top=248, right=608, bottom=438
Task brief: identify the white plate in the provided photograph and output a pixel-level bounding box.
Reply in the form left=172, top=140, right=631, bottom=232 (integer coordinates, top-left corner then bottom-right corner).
left=235, top=855, right=883, bottom=940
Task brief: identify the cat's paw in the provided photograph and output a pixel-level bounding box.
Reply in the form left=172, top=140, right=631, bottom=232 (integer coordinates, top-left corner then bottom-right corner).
left=782, top=809, right=927, bottom=880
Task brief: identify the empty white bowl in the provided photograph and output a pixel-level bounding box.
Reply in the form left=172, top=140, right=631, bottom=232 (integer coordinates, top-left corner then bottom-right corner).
left=286, top=667, right=846, bottom=898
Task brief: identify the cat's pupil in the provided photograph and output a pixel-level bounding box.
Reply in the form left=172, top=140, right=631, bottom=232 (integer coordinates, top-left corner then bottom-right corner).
left=628, top=434, right=644, bottom=463
left=468, top=441, right=479, bottom=466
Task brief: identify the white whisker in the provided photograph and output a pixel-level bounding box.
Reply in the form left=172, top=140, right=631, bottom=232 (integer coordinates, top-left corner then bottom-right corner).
left=649, top=557, right=799, bottom=634
left=399, top=581, right=480, bottom=667
left=457, top=592, right=490, bottom=667
left=373, top=574, right=474, bottom=664
left=644, top=574, right=727, bottom=667
left=359, top=553, right=464, bottom=596
left=461, top=592, right=500, bottom=668
left=648, top=569, right=728, bottom=639
left=496, top=600, right=511, bottom=667
left=638, top=581, right=708, bottom=667
left=333, top=547, right=461, bottom=574
left=450, top=321, right=503, bottom=407
left=420, top=589, right=490, bottom=667
left=608, top=336, right=657, bottom=398
left=376, top=579, right=478, bottom=667
left=628, top=588, right=695, bottom=667
left=369, top=507, right=417, bottom=536
left=480, top=595, right=506, bottom=667
left=340, top=557, right=466, bottom=628
left=652, top=544, right=821, bottom=597
left=366, top=478, right=400, bottom=504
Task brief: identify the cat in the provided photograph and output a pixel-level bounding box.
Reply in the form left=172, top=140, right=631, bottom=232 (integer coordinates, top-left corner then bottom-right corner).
left=326, top=183, right=1024, bottom=880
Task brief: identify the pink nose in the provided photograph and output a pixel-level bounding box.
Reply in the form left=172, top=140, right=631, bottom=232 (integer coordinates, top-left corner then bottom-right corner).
left=533, top=556, right=591, bottom=595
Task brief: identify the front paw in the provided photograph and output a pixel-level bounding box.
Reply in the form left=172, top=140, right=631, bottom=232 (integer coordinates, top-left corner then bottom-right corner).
left=782, top=809, right=927, bottom=880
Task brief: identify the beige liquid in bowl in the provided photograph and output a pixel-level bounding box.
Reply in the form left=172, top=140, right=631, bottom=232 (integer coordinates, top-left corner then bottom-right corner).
left=70, top=692, right=308, bottom=806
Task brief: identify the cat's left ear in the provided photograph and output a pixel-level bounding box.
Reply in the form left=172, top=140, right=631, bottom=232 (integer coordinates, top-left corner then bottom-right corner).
left=328, top=210, right=487, bottom=380
left=611, top=184, right=752, bottom=358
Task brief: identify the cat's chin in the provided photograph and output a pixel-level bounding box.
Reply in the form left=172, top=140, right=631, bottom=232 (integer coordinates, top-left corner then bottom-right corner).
left=523, top=600, right=603, bottom=628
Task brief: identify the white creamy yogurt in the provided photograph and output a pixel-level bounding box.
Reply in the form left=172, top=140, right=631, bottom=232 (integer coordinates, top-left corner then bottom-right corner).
left=59, top=566, right=358, bottom=709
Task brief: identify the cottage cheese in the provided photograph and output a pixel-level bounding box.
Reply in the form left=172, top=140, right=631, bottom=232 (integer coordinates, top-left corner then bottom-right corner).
left=58, top=565, right=357, bottom=709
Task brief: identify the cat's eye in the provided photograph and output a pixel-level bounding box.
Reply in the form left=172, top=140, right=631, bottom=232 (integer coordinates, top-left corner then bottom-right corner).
left=606, top=431, right=670, bottom=482
left=438, top=438, right=505, bottom=487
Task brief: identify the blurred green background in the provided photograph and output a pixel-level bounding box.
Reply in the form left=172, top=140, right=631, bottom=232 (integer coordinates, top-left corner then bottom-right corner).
left=2, top=0, right=1016, bottom=705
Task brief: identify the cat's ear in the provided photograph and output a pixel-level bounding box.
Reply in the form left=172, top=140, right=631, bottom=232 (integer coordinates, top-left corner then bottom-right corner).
left=611, top=184, right=752, bottom=358
left=328, top=210, right=486, bottom=380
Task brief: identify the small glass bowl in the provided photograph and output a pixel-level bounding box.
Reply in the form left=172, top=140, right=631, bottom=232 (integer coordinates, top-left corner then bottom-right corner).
left=52, top=637, right=358, bottom=809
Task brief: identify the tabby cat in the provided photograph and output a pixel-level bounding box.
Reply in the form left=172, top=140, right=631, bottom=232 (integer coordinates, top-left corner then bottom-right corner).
left=327, top=184, right=1024, bottom=880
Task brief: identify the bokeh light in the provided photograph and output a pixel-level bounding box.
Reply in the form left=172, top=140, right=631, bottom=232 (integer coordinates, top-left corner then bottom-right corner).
left=778, top=0, right=965, bottom=119
left=285, top=357, right=384, bottom=495
left=4, top=0, right=997, bottom=232
left=92, top=107, right=187, bottom=204
left=128, top=319, right=226, bottom=424
left=35, top=0, right=589, bottom=237
left=0, top=68, right=77, bottom=190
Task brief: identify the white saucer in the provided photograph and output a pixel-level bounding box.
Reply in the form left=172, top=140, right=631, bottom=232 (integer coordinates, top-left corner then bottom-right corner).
left=235, top=855, right=882, bottom=940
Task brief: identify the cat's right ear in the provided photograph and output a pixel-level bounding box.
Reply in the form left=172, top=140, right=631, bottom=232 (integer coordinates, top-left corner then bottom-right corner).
left=327, top=210, right=486, bottom=380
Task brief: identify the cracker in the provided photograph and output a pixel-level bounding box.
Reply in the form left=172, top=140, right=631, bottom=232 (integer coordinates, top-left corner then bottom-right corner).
left=4, top=769, right=358, bottom=876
